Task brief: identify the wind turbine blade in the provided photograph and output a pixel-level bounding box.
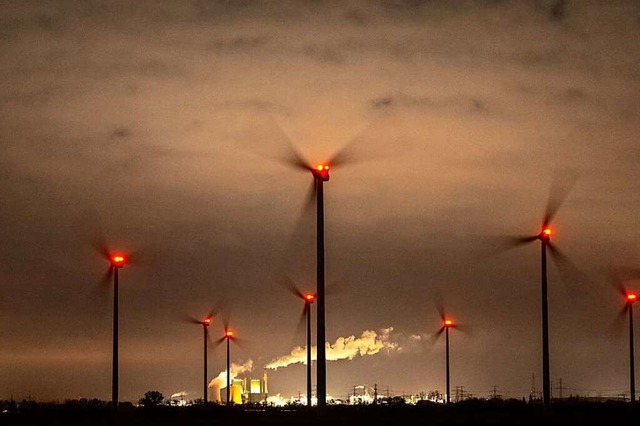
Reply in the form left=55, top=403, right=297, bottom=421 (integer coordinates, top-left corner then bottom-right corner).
left=184, top=315, right=202, bottom=325
left=304, top=178, right=316, bottom=210
left=232, top=335, right=248, bottom=351
left=80, top=208, right=111, bottom=260
left=327, top=111, right=406, bottom=168
left=432, top=291, right=445, bottom=320
left=613, top=266, right=640, bottom=283
left=90, top=265, right=113, bottom=309
left=480, top=234, right=539, bottom=258
left=274, top=274, right=305, bottom=299
left=91, top=236, right=111, bottom=261
left=608, top=304, right=629, bottom=340
left=206, top=309, right=218, bottom=321
left=455, top=323, right=472, bottom=336
left=542, top=170, right=579, bottom=226
left=295, top=307, right=307, bottom=340
left=268, top=114, right=313, bottom=171
left=275, top=186, right=316, bottom=275
left=429, top=327, right=446, bottom=344
left=222, top=312, right=230, bottom=331
left=510, top=235, right=540, bottom=246
left=258, top=114, right=312, bottom=172
left=547, top=243, right=592, bottom=295
left=206, top=299, right=226, bottom=321
left=212, top=336, right=226, bottom=350
left=100, top=266, right=114, bottom=286
left=607, top=265, right=628, bottom=297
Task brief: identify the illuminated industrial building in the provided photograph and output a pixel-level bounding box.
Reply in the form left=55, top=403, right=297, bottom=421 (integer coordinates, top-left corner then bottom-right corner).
left=208, top=370, right=269, bottom=405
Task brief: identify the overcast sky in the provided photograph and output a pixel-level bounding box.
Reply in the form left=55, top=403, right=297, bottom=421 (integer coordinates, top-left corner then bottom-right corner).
left=1, top=0, right=640, bottom=403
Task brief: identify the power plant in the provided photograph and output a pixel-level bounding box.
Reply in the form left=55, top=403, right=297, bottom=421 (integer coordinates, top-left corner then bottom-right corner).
left=209, top=370, right=269, bottom=405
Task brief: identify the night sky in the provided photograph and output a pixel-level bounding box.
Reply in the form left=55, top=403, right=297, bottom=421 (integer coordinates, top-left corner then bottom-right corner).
left=2, top=0, right=640, bottom=403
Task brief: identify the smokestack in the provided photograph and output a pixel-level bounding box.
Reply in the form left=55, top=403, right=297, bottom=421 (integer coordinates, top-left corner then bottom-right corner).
left=263, top=369, right=268, bottom=395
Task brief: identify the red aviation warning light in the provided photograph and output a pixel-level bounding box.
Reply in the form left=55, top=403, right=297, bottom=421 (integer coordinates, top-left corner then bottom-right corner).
left=111, top=254, right=126, bottom=268
left=541, top=227, right=552, bottom=240
left=627, top=293, right=638, bottom=303
left=312, top=164, right=330, bottom=181
left=444, top=319, right=454, bottom=328
left=225, top=330, right=234, bottom=338
left=203, top=317, right=211, bottom=326
left=304, top=292, right=317, bottom=304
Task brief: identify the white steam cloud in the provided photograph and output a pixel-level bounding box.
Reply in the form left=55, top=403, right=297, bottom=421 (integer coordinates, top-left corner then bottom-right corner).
left=265, top=327, right=398, bottom=370
left=208, top=359, right=253, bottom=389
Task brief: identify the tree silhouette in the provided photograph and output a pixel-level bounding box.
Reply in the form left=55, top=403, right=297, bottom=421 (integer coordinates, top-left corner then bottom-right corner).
left=138, top=390, right=164, bottom=407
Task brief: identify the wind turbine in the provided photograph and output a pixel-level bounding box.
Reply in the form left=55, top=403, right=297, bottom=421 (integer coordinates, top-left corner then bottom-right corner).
left=495, top=172, right=579, bottom=407
left=213, top=317, right=244, bottom=406
left=85, top=213, right=150, bottom=409
left=276, top=275, right=317, bottom=406
left=257, top=116, right=397, bottom=408
left=431, top=298, right=468, bottom=404
left=89, top=226, right=150, bottom=410
left=186, top=308, right=219, bottom=404
left=610, top=266, right=640, bottom=403
left=94, top=247, right=128, bottom=409
left=244, top=110, right=403, bottom=407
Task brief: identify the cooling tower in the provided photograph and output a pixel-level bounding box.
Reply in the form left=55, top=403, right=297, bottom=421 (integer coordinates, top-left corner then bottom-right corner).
left=230, top=384, right=243, bottom=404
left=208, top=383, right=221, bottom=404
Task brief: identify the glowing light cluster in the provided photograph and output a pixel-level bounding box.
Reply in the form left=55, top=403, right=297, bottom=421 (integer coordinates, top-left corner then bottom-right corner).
left=111, top=254, right=126, bottom=267
left=444, top=319, right=454, bottom=327
left=542, top=227, right=552, bottom=238
left=304, top=292, right=316, bottom=303
left=203, top=318, right=211, bottom=326
left=627, top=293, right=638, bottom=303
left=225, top=330, right=234, bottom=338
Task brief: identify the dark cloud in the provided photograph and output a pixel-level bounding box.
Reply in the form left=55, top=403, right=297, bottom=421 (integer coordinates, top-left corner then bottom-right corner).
left=372, top=93, right=489, bottom=115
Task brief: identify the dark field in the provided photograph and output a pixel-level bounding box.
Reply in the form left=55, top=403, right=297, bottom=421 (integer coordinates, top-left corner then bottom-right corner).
left=2, top=399, right=640, bottom=426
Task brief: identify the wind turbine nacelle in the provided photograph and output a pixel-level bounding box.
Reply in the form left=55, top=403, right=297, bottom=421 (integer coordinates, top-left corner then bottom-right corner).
left=312, top=165, right=330, bottom=182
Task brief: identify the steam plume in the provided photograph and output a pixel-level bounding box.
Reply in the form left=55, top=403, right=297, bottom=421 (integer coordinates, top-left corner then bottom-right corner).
left=265, top=327, right=398, bottom=370
left=208, top=359, right=253, bottom=389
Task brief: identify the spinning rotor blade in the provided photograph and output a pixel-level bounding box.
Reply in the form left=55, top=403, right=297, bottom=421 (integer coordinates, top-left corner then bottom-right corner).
left=100, top=266, right=114, bottom=286
left=90, top=265, right=113, bottom=308
left=184, top=315, right=202, bottom=325
left=247, top=113, right=312, bottom=172
left=547, top=243, right=592, bottom=296
left=476, top=234, right=539, bottom=262
left=295, top=307, right=307, bottom=338
left=433, top=291, right=446, bottom=321
left=542, top=169, right=579, bottom=227
left=431, top=326, right=446, bottom=342
left=327, top=111, right=405, bottom=168
left=274, top=274, right=305, bottom=299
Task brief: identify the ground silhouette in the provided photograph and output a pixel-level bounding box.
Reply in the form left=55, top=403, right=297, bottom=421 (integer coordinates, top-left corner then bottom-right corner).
left=2, top=398, right=639, bottom=425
